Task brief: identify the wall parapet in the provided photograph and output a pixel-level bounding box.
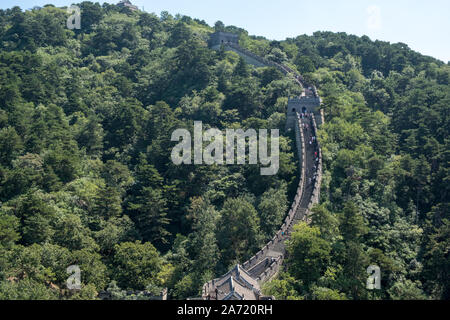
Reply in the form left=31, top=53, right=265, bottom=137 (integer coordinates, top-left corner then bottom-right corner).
left=241, top=112, right=306, bottom=272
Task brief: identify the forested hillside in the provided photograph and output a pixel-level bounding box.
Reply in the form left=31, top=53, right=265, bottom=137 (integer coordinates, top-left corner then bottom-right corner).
left=0, top=3, right=448, bottom=300
left=262, top=32, right=449, bottom=300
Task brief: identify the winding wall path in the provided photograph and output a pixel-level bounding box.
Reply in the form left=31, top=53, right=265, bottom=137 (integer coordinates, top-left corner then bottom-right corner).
left=203, top=41, right=323, bottom=300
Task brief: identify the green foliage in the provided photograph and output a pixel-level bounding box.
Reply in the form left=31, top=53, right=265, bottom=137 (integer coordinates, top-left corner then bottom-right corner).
left=218, top=197, right=262, bottom=267
left=271, top=30, right=449, bottom=300
left=0, top=211, right=20, bottom=246
left=294, top=55, right=315, bottom=74
left=0, top=278, right=58, bottom=300
left=258, top=182, right=288, bottom=238
left=387, top=279, right=428, bottom=300
left=339, top=201, right=368, bottom=242
left=186, top=197, right=220, bottom=281
left=262, top=273, right=303, bottom=300
left=0, top=127, right=23, bottom=166
left=310, top=286, right=347, bottom=300
left=0, top=3, right=446, bottom=301
left=286, top=223, right=332, bottom=287
left=112, top=241, right=164, bottom=290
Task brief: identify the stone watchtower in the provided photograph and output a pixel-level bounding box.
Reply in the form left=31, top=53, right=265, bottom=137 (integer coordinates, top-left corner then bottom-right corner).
left=208, top=32, right=239, bottom=50
left=286, top=95, right=322, bottom=130
left=117, top=0, right=139, bottom=11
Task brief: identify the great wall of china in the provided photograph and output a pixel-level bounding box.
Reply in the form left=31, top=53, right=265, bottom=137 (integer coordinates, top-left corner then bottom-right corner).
left=202, top=32, right=324, bottom=300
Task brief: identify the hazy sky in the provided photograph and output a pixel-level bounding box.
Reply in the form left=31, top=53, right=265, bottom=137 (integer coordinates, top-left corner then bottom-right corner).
left=2, top=0, right=449, bottom=62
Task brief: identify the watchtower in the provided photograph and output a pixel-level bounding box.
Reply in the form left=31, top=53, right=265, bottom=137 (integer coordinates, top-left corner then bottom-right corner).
left=286, top=96, right=322, bottom=130
left=117, top=0, right=139, bottom=11
left=208, top=32, right=239, bottom=50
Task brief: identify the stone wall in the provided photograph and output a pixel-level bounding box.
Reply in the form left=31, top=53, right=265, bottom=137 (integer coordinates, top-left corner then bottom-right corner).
left=203, top=37, right=325, bottom=299
left=225, top=45, right=268, bottom=68
left=226, top=43, right=278, bottom=68
left=217, top=41, right=322, bottom=131
left=250, top=113, right=324, bottom=283
left=302, top=114, right=323, bottom=224
left=241, top=113, right=306, bottom=272
left=256, top=256, right=283, bottom=282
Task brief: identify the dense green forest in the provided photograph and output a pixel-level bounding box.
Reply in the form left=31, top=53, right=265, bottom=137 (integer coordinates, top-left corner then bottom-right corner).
left=0, top=3, right=448, bottom=300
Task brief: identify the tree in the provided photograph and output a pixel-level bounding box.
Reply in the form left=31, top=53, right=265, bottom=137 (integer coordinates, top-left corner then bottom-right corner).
left=262, top=273, right=303, bottom=300
left=218, top=197, right=262, bottom=266
left=388, top=279, right=427, bottom=300
left=172, top=274, right=196, bottom=299
left=422, top=218, right=450, bottom=299
left=128, top=187, right=170, bottom=246
left=224, top=78, right=260, bottom=118
left=79, top=1, right=104, bottom=32
left=74, top=115, right=104, bottom=156
left=103, top=98, right=145, bottom=151
left=258, top=183, right=288, bottom=238
left=0, top=278, right=57, bottom=300
left=338, top=241, right=369, bottom=299
left=127, top=157, right=171, bottom=246
left=167, top=22, right=192, bottom=47
left=52, top=214, right=98, bottom=251
left=310, top=204, right=339, bottom=241
left=15, top=192, right=56, bottom=245
left=43, top=141, right=80, bottom=185
left=294, top=55, right=315, bottom=74
left=260, top=67, right=284, bottom=87
left=266, top=48, right=287, bottom=64
left=311, top=286, right=347, bottom=300
left=94, top=216, right=136, bottom=253
left=187, top=197, right=220, bottom=284
left=339, top=201, right=368, bottom=242
left=101, top=160, right=133, bottom=191
left=112, top=241, right=164, bottom=290
left=71, top=248, right=108, bottom=292
left=214, top=21, right=225, bottom=32
left=233, top=56, right=250, bottom=78
left=0, top=211, right=20, bottom=246
left=0, top=127, right=23, bottom=166
left=92, top=185, right=123, bottom=219
left=336, top=202, right=369, bottom=299
left=286, top=222, right=331, bottom=287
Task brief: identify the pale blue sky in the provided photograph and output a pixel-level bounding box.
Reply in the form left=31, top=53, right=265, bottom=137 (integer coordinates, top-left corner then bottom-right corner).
left=2, top=0, right=449, bottom=62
